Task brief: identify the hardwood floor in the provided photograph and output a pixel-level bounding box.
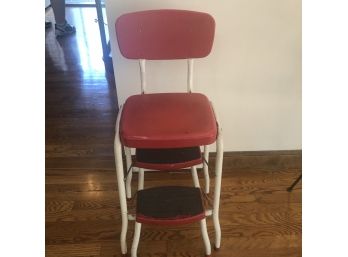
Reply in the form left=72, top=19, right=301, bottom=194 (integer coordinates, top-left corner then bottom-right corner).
left=46, top=7, right=302, bottom=257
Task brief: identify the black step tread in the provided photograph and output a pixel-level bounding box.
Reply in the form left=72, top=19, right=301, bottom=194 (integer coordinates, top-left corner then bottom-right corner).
left=135, top=147, right=201, bottom=164
left=136, top=186, right=204, bottom=220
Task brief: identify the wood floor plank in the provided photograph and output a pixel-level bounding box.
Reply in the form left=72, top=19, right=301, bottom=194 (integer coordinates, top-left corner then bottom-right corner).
left=46, top=127, right=115, bottom=145
left=46, top=169, right=117, bottom=184
left=46, top=200, right=74, bottom=216
left=46, top=243, right=101, bottom=257
left=46, top=208, right=120, bottom=223
left=139, top=222, right=301, bottom=241
left=45, top=157, right=115, bottom=170
left=45, top=220, right=120, bottom=245
left=46, top=191, right=119, bottom=201
left=46, top=144, right=114, bottom=158
left=99, top=241, right=167, bottom=257
left=46, top=182, right=117, bottom=193
left=167, top=235, right=301, bottom=257
left=46, top=115, right=116, bottom=129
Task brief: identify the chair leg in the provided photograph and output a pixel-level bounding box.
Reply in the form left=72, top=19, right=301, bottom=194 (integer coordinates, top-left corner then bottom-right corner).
left=287, top=174, right=302, bottom=192
left=200, top=218, right=212, bottom=257
left=203, top=145, right=210, bottom=194
left=191, top=166, right=201, bottom=188
left=125, top=146, right=133, bottom=199
left=213, top=125, right=223, bottom=250
left=213, top=212, right=221, bottom=250
left=120, top=213, right=128, bottom=255
left=131, top=222, right=142, bottom=257
left=138, top=168, right=144, bottom=190
left=115, top=106, right=129, bottom=256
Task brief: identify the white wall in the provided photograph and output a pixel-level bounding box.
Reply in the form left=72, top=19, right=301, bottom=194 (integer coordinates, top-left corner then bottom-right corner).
left=105, top=0, right=302, bottom=151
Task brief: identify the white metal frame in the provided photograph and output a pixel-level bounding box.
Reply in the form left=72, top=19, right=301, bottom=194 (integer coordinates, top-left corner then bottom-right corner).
left=114, top=99, right=223, bottom=257
left=114, top=105, right=128, bottom=255
left=124, top=58, right=211, bottom=200
left=139, top=59, right=146, bottom=94
left=211, top=101, right=223, bottom=249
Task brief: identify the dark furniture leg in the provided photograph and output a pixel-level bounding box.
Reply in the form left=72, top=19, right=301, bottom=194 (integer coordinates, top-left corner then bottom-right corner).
left=95, top=0, right=113, bottom=73
left=287, top=174, right=302, bottom=192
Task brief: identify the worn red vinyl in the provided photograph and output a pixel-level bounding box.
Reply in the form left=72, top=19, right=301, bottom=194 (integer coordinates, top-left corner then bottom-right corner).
left=115, top=9, right=215, bottom=60
left=120, top=93, right=217, bottom=148
left=136, top=213, right=206, bottom=226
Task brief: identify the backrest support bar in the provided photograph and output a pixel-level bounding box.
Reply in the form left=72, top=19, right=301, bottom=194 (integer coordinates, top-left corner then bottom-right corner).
left=139, top=59, right=146, bottom=94
left=187, top=59, right=194, bottom=93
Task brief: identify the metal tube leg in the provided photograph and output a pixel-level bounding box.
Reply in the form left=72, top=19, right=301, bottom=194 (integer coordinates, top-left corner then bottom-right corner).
left=200, top=218, right=212, bottom=256
left=203, top=145, right=210, bottom=194
left=115, top=145, right=128, bottom=255
left=213, top=128, right=223, bottom=250
left=138, top=168, right=144, bottom=190
left=131, top=222, right=142, bottom=257
left=213, top=210, right=221, bottom=250
left=191, top=166, right=200, bottom=188
left=125, top=146, right=133, bottom=199
left=120, top=213, right=128, bottom=255
left=115, top=106, right=128, bottom=255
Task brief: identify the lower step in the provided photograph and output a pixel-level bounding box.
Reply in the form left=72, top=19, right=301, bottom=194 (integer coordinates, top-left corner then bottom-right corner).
left=136, top=186, right=205, bottom=225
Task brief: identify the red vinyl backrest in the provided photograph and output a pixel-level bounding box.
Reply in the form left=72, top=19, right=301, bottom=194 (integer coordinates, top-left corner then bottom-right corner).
left=115, top=9, right=215, bottom=60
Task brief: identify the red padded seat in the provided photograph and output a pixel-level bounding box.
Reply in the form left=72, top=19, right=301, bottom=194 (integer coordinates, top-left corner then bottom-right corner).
left=120, top=93, right=217, bottom=148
